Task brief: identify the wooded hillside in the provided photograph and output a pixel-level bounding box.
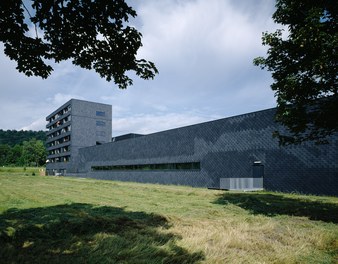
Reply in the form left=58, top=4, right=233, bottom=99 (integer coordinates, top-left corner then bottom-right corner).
left=0, top=129, right=46, bottom=146
left=0, top=129, right=47, bottom=166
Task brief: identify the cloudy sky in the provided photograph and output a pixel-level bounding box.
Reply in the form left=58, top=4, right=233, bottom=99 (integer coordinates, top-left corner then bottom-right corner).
left=0, top=0, right=280, bottom=137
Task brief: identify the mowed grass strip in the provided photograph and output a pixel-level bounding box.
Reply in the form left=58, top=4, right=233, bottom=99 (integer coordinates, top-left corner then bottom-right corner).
left=0, top=169, right=337, bottom=263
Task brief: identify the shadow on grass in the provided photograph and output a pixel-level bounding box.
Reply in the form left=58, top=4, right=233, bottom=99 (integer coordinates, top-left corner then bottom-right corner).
left=0, top=203, right=204, bottom=264
left=214, top=192, right=338, bottom=223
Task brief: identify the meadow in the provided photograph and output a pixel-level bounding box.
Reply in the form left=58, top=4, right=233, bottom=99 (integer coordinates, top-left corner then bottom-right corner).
left=0, top=167, right=337, bottom=263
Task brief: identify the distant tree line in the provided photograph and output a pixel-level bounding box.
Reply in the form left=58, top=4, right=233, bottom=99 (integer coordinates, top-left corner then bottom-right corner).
left=0, top=130, right=47, bottom=166
left=0, top=129, right=46, bottom=146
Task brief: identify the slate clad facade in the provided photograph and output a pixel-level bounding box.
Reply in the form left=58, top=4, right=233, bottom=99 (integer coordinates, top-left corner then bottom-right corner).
left=46, top=99, right=112, bottom=175
left=74, top=108, right=338, bottom=196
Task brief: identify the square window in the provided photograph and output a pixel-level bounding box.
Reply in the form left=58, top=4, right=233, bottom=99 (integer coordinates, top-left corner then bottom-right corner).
left=96, top=111, right=106, bottom=117
left=96, top=121, right=106, bottom=126
left=96, top=131, right=106, bottom=136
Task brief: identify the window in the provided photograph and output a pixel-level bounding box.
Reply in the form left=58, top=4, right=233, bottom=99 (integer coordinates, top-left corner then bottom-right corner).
left=91, top=162, right=200, bottom=171
left=96, top=121, right=106, bottom=126
left=96, top=131, right=106, bottom=136
left=96, top=111, right=106, bottom=117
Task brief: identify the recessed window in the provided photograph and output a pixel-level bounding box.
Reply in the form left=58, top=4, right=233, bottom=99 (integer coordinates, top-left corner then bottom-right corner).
left=91, top=162, right=200, bottom=171
left=96, top=111, right=106, bottom=117
left=96, top=131, right=106, bottom=136
left=96, top=121, right=106, bottom=126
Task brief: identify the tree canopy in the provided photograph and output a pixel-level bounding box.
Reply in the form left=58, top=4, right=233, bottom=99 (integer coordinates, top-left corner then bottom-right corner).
left=254, top=0, right=337, bottom=145
left=0, top=130, right=47, bottom=166
left=0, top=0, right=158, bottom=89
left=0, top=138, right=46, bottom=166
left=0, top=129, right=46, bottom=146
left=22, top=138, right=46, bottom=166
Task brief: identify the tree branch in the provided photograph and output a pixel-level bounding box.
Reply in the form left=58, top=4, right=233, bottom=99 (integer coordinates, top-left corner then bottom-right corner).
left=21, top=0, right=39, bottom=39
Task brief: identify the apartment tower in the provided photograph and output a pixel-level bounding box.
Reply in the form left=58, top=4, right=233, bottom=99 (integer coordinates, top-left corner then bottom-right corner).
left=46, top=99, right=112, bottom=175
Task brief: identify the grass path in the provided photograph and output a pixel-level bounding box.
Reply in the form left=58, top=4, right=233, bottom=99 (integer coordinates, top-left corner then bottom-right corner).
left=0, top=169, right=337, bottom=263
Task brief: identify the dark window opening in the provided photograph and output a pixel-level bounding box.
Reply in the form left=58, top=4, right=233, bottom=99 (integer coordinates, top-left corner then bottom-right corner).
left=96, top=121, right=106, bottom=126
left=96, top=131, right=106, bottom=136
left=96, top=111, right=106, bottom=117
left=92, top=162, right=200, bottom=171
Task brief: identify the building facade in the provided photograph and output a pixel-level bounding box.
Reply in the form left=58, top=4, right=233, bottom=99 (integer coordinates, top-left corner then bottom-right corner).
left=46, top=99, right=338, bottom=196
left=76, top=108, right=337, bottom=196
left=46, top=99, right=112, bottom=175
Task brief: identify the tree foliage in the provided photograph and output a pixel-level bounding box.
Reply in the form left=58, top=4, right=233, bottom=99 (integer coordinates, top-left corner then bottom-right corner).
left=0, top=129, right=46, bottom=146
left=0, top=139, right=46, bottom=166
left=0, top=130, right=47, bottom=166
left=0, top=144, right=11, bottom=165
left=22, top=138, right=46, bottom=166
left=0, top=0, right=158, bottom=89
left=254, top=0, right=337, bottom=145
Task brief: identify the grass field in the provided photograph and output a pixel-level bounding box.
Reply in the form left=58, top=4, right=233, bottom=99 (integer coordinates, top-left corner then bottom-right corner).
left=0, top=168, right=337, bottom=263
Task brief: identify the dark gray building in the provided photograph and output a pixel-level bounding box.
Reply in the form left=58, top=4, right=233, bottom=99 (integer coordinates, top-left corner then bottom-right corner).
left=46, top=99, right=112, bottom=175
left=46, top=99, right=338, bottom=196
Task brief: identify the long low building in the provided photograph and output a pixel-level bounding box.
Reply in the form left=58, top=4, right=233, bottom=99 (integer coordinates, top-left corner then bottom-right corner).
left=46, top=99, right=338, bottom=196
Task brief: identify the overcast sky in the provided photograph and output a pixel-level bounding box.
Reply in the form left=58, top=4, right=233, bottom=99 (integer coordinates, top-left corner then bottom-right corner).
left=0, top=0, right=279, bottom=137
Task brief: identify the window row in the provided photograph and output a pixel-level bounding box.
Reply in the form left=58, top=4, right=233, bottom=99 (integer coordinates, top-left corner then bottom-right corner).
left=49, top=155, right=70, bottom=163
left=48, top=125, right=71, bottom=139
left=48, top=146, right=71, bottom=156
left=47, top=135, right=71, bottom=148
left=48, top=105, right=71, bottom=123
left=92, top=162, right=200, bottom=171
left=48, top=115, right=71, bottom=131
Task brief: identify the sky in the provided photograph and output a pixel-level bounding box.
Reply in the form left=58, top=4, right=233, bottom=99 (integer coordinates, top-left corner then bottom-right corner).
left=0, top=0, right=280, bottom=137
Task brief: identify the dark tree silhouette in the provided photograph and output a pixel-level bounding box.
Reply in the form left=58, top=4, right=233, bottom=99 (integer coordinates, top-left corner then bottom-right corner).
left=254, top=0, right=337, bottom=145
left=0, top=0, right=158, bottom=89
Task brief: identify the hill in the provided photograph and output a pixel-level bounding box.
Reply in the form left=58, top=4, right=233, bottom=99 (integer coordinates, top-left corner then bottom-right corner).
left=0, top=129, right=46, bottom=146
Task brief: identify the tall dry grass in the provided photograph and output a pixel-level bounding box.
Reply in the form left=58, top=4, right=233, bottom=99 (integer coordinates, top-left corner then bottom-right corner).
left=0, top=170, right=337, bottom=263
